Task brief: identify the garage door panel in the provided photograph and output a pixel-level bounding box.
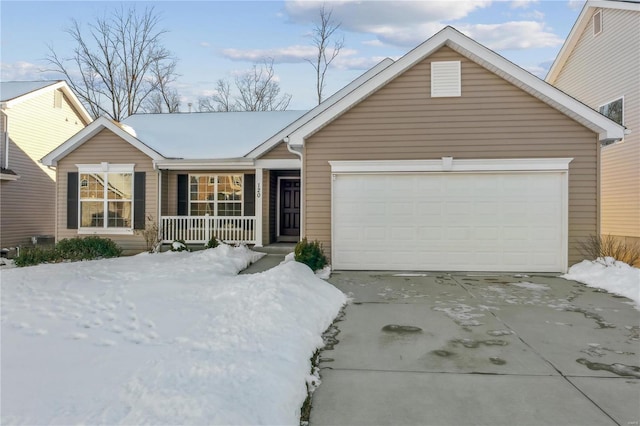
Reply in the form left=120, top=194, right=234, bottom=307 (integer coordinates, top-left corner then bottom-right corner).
left=333, top=172, right=565, bottom=272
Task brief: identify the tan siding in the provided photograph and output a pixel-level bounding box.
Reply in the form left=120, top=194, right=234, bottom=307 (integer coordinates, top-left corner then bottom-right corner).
left=56, top=129, right=158, bottom=254
left=304, top=46, right=599, bottom=268
left=1, top=88, right=88, bottom=247
left=553, top=8, right=640, bottom=239
left=257, top=142, right=298, bottom=160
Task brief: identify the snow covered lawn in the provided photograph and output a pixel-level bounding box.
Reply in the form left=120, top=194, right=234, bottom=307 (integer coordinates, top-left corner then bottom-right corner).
left=563, top=257, right=640, bottom=308
left=1, top=245, right=347, bottom=425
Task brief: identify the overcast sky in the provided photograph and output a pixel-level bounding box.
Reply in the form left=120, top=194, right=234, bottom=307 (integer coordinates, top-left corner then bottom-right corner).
left=1, top=0, right=586, bottom=110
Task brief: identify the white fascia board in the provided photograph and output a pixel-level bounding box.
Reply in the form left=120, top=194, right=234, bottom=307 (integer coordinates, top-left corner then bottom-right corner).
left=2, top=81, right=92, bottom=124
left=442, top=30, right=626, bottom=141
left=546, top=1, right=640, bottom=84
left=248, top=58, right=395, bottom=158
left=287, top=32, right=453, bottom=147
left=154, top=158, right=255, bottom=171
left=546, top=2, right=593, bottom=84
left=329, top=158, right=574, bottom=173
left=289, top=26, right=624, bottom=146
left=254, top=159, right=301, bottom=170
left=41, top=116, right=165, bottom=166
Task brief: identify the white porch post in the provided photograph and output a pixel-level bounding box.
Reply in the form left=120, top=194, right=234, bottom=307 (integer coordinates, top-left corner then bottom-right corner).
left=254, top=168, right=263, bottom=247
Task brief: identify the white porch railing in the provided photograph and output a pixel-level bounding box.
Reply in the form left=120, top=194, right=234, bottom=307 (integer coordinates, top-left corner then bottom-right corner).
left=161, top=215, right=257, bottom=244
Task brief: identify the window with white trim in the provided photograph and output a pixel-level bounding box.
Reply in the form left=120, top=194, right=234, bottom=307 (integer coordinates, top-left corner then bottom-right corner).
left=189, top=174, right=243, bottom=216
left=79, top=164, right=133, bottom=229
left=599, top=97, right=623, bottom=147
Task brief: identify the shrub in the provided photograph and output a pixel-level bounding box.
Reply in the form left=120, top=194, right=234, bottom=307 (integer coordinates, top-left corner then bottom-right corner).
left=57, top=237, right=122, bottom=261
left=294, top=237, right=328, bottom=271
left=14, top=247, right=62, bottom=267
left=171, top=239, right=189, bottom=252
left=205, top=236, right=219, bottom=249
left=14, top=237, right=122, bottom=267
left=578, top=234, right=640, bottom=267
left=135, top=215, right=162, bottom=253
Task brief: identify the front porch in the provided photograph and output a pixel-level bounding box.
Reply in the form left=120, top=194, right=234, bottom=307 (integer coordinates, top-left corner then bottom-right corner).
left=158, top=167, right=301, bottom=246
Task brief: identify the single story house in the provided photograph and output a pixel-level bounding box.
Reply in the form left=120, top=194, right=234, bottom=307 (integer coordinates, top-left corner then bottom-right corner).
left=42, top=27, right=624, bottom=273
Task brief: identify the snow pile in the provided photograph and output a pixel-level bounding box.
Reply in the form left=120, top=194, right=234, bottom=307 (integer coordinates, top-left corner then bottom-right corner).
left=1, top=245, right=346, bottom=425
left=562, top=257, right=640, bottom=307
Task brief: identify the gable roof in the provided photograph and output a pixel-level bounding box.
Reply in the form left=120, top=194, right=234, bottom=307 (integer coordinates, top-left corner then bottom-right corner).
left=0, top=80, right=92, bottom=124
left=41, top=116, right=165, bottom=167
left=546, top=0, right=640, bottom=84
left=123, top=110, right=306, bottom=159
left=286, top=26, right=625, bottom=146
left=246, top=58, right=395, bottom=158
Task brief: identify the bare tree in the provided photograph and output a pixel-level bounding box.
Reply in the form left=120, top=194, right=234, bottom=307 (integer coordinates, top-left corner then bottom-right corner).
left=198, top=59, right=291, bottom=112
left=144, top=60, right=180, bottom=113
left=308, top=4, right=344, bottom=104
left=198, top=79, right=235, bottom=112
left=46, top=6, right=179, bottom=121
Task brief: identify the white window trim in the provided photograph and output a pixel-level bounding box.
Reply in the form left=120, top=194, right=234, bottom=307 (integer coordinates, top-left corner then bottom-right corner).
left=598, top=96, right=624, bottom=147
left=593, top=10, right=602, bottom=37
left=188, top=173, right=244, bottom=216
left=431, top=61, right=461, bottom=98
left=77, top=163, right=135, bottom=234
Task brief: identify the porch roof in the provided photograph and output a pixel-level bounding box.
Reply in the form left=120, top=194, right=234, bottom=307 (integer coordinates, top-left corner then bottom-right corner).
left=122, top=110, right=307, bottom=160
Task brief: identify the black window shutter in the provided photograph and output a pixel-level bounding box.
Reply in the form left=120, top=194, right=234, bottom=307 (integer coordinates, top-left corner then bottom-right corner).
left=67, top=172, right=78, bottom=229
left=243, top=174, right=255, bottom=216
left=133, top=172, right=146, bottom=229
left=177, top=174, right=188, bottom=216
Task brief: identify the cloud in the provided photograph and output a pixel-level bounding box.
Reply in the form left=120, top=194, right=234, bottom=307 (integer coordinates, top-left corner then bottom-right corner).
left=285, top=0, right=492, bottom=28
left=459, top=21, right=564, bottom=49
left=524, top=59, right=555, bottom=78
left=568, top=0, right=586, bottom=10
left=221, top=45, right=318, bottom=63
left=510, top=0, right=539, bottom=9
left=283, top=1, right=561, bottom=50
left=0, top=61, right=60, bottom=81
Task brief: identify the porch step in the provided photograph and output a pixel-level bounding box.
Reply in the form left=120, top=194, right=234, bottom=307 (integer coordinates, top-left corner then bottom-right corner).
left=252, top=243, right=296, bottom=255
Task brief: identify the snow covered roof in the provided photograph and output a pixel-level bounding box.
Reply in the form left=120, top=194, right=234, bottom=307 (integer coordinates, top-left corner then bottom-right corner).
left=0, top=81, right=60, bottom=102
left=122, top=111, right=307, bottom=159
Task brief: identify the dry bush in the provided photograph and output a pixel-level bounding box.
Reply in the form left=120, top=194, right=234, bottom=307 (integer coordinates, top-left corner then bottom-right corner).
left=578, top=234, right=640, bottom=266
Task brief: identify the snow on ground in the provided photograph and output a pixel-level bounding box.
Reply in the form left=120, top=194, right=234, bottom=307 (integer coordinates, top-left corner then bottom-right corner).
left=1, top=245, right=347, bottom=425
left=563, top=257, right=640, bottom=308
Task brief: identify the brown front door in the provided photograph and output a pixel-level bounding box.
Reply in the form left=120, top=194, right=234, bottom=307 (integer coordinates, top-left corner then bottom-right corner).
left=280, top=179, right=300, bottom=237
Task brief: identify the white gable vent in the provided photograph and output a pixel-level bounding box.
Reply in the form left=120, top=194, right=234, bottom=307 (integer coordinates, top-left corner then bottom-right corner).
left=431, top=61, right=461, bottom=97
left=593, top=10, right=602, bottom=36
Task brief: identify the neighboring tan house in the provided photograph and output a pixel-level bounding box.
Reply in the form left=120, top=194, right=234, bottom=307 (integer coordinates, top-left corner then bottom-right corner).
left=42, top=27, right=624, bottom=273
left=546, top=0, right=640, bottom=246
left=1, top=81, right=92, bottom=250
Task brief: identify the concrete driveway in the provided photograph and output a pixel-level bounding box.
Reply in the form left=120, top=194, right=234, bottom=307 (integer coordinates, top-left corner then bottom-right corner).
left=309, top=271, right=640, bottom=426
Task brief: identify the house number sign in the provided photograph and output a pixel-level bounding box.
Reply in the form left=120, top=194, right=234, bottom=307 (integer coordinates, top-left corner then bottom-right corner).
left=256, top=183, right=261, bottom=198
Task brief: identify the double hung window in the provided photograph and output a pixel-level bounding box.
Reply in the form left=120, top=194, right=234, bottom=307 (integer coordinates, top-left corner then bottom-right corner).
left=79, top=164, right=133, bottom=229
left=189, top=174, right=243, bottom=216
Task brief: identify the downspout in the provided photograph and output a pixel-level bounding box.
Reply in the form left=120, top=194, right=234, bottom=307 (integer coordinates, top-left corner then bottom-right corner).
left=1, top=111, right=8, bottom=170
left=153, top=160, right=163, bottom=248
left=285, top=137, right=304, bottom=239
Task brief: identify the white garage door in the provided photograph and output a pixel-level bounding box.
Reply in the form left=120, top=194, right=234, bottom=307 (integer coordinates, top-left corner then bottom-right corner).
left=332, top=171, right=566, bottom=272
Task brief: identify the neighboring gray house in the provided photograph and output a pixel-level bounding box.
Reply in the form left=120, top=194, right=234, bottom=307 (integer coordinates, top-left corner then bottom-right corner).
left=546, top=0, right=640, bottom=246
left=43, top=27, right=624, bottom=272
left=1, top=81, right=92, bottom=249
